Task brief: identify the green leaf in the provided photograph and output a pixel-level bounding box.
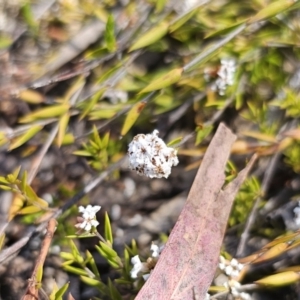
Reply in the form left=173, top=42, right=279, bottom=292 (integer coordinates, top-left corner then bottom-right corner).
left=205, top=20, right=246, bottom=39
left=121, top=101, right=147, bottom=136
left=12, top=166, right=22, bottom=182
left=0, top=185, right=12, bottom=191
left=73, top=150, right=93, bottom=157
left=129, top=21, right=169, bottom=52
left=36, top=264, right=43, bottom=284
left=64, top=265, right=88, bottom=276
left=50, top=281, right=59, bottom=300
left=169, top=6, right=201, bottom=33
left=60, top=252, right=74, bottom=261
left=255, top=271, right=300, bottom=287
left=19, top=104, right=70, bottom=123
left=139, top=68, right=183, bottom=94
left=249, top=0, right=295, bottom=24
left=0, top=177, right=9, bottom=184
left=98, top=242, right=118, bottom=258
left=167, top=137, right=182, bottom=147
left=195, top=125, right=213, bottom=145
left=102, top=132, right=110, bottom=149
left=86, top=250, right=100, bottom=278
left=18, top=205, right=42, bottom=214
left=24, top=184, right=39, bottom=202
left=96, top=244, right=122, bottom=269
left=69, top=240, right=84, bottom=264
left=80, top=276, right=108, bottom=294
left=54, top=282, right=69, bottom=300
left=79, top=88, right=106, bottom=120
left=21, top=1, right=38, bottom=34
left=108, top=278, right=122, bottom=300
left=105, top=14, right=116, bottom=52
left=57, top=113, right=70, bottom=147
left=104, top=212, right=113, bottom=244
left=9, top=125, right=43, bottom=150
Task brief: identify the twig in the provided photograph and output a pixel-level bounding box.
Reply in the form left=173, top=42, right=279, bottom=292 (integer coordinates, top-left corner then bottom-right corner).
left=21, top=218, right=57, bottom=300
left=27, top=124, right=59, bottom=184
left=183, top=24, right=246, bottom=73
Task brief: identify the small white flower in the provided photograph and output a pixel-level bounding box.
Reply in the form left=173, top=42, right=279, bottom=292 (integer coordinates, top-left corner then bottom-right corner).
left=208, top=58, right=236, bottom=96
left=205, top=293, right=211, bottom=300
left=240, top=292, right=252, bottom=300
left=151, top=243, right=164, bottom=258
left=128, top=130, right=179, bottom=179
left=76, top=205, right=101, bottom=232
left=130, top=255, right=149, bottom=279
left=219, top=256, right=244, bottom=279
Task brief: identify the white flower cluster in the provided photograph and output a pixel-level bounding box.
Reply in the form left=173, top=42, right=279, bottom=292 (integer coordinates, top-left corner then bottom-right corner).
left=206, top=58, right=236, bottom=96
left=75, top=205, right=101, bottom=232
left=130, top=243, right=163, bottom=280
left=294, top=201, right=300, bottom=226
left=219, top=256, right=251, bottom=299
left=128, top=130, right=179, bottom=179
left=224, top=280, right=251, bottom=300
left=219, top=256, right=244, bottom=278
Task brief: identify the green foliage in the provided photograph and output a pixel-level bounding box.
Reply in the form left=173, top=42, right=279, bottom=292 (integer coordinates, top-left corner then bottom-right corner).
left=229, top=176, right=261, bottom=227
left=0, top=168, right=49, bottom=220
left=283, top=141, right=300, bottom=173
left=73, top=126, right=122, bottom=171
left=61, top=213, right=137, bottom=299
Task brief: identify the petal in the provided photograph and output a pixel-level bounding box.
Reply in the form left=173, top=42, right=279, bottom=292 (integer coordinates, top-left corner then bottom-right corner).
left=84, top=223, right=92, bottom=231
left=78, top=206, right=85, bottom=213
left=90, top=220, right=99, bottom=228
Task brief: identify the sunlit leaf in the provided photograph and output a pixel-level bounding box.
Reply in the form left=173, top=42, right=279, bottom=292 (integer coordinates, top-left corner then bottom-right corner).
left=54, top=282, right=69, bottom=300
left=86, top=250, right=100, bottom=278
left=79, top=88, right=106, bottom=120
left=36, top=264, right=43, bottom=284
left=252, top=243, right=288, bottom=264
left=121, top=101, right=147, bottom=136
left=19, top=104, right=69, bottom=123
left=80, top=276, right=108, bottom=294
left=57, top=113, right=70, bottom=147
left=60, top=252, right=74, bottom=261
left=105, top=14, right=116, bottom=52
left=255, top=271, right=300, bottom=287
left=249, top=0, right=295, bottom=24
left=19, top=90, right=45, bottom=104
left=104, top=212, right=113, bottom=245
left=9, top=194, right=25, bottom=221
left=205, top=20, right=245, bottom=39
left=129, top=21, right=169, bottom=52
left=139, top=68, right=183, bottom=94
left=169, top=6, right=201, bottom=33
left=64, top=265, right=87, bottom=276
left=18, top=205, right=42, bottom=214
left=9, top=125, right=43, bottom=150
left=167, top=137, right=182, bottom=147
